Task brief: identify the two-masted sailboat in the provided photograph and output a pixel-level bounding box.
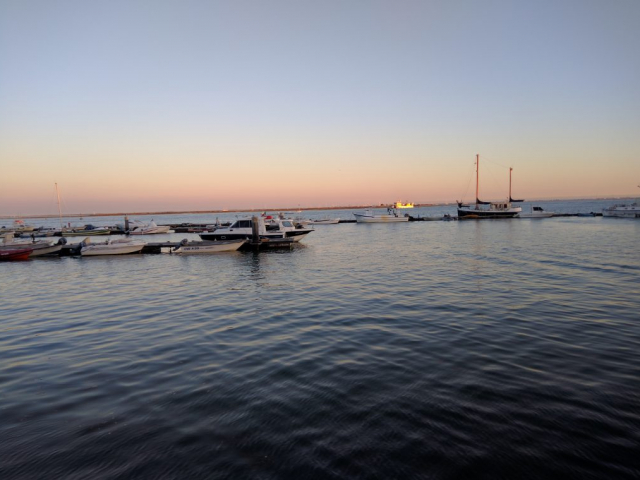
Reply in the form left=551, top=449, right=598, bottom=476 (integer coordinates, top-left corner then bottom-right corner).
left=457, top=154, right=523, bottom=218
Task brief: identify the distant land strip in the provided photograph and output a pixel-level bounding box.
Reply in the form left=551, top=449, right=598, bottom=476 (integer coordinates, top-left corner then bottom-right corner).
left=4, top=204, right=441, bottom=219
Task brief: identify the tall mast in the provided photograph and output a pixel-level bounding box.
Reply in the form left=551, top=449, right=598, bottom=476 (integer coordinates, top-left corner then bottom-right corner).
left=509, top=167, right=512, bottom=201
left=475, top=154, right=480, bottom=207
left=55, top=183, right=63, bottom=231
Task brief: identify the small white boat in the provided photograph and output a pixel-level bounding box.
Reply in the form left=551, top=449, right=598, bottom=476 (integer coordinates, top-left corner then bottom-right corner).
left=129, top=220, right=172, bottom=235
left=602, top=189, right=640, bottom=218
left=81, top=238, right=146, bottom=256
left=171, top=239, right=246, bottom=254
left=1, top=233, right=65, bottom=257
left=354, top=209, right=409, bottom=223
left=517, top=206, right=554, bottom=218
left=307, top=218, right=340, bottom=225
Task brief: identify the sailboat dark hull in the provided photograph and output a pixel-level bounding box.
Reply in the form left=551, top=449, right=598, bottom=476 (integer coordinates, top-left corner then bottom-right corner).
left=457, top=208, right=520, bottom=219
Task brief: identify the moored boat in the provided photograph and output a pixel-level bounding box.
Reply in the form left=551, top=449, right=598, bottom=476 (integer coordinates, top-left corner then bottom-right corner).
left=62, top=225, right=111, bottom=236
left=81, top=238, right=146, bottom=256
left=200, top=216, right=313, bottom=242
left=1, top=233, right=66, bottom=256
left=602, top=188, right=640, bottom=218
left=0, top=247, right=33, bottom=261
left=171, top=239, right=246, bottom=254
left=457, top=155, right=523, bottom=218
left=307, top=218, right=340, bottom=225
left=354, top=208, right=409, bottom=223
left=129, top=220, right=172, bottom=235
left=517, top=206, right=554, bottom=218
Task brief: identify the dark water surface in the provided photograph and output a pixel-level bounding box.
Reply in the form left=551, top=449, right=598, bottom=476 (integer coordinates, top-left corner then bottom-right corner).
left=1, top=207, right=640, bottom=479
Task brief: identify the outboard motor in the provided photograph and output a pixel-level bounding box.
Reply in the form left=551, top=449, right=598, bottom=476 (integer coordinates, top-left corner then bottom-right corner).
left=57, top=237, right=68, bottom=245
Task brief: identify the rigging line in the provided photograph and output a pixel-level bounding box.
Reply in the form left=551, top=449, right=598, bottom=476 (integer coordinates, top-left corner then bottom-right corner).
left=459, top=160, right=476, bottom=202
left=480, top=155, right=511, bottom=170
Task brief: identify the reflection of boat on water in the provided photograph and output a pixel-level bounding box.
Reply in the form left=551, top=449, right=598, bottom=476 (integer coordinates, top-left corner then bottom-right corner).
left=517, top=206, right=554, bottom=218
left=81, top=238, right=146, bottom=256
left=602, top=187, right=640, bottom=218
left=394, top=202, right=414, bottom=209
left=354, top=208, right=409, bottom=223
left=171, top=239, right=246, bottom=254
left=457, top=155, right=523, bottom=218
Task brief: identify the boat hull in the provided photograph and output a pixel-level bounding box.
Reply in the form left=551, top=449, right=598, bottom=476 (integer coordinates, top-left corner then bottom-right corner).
left=354, top=214, right=408, bottom=223
left=0, top=248, right=32, bottom=261
left=457, top=208, right=520, bottom=219
left=173, top=240, right=246, bottom=254
left=200, top=230, right=310, bottom=242
left=81, top=242, right=145, bottom=256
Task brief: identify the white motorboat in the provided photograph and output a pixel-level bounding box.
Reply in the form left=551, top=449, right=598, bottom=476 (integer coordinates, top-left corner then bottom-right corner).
left=171, top=239, right=246, bottom=254
left=307, top=218, right=340, bottom=225
left=517, top=206, right=554, bottom=218
left=354, top=209, right=409, bottom=223
left=81, top=238, right=146, bottom=256
left=603, top=188, right=640, bottom=218
left=602, top=203, right=640, bottom=218
left=200, top=216, right=313, bottom=242
left=129, top=220, right=172, bottom=235
left=1, top=233, right=65, bottom=257
left=457, top=155, right=523, bottom=218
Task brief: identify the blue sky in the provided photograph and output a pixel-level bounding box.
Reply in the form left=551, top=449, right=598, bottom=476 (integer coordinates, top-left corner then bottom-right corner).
left=1, top=0, right=639, bottom=214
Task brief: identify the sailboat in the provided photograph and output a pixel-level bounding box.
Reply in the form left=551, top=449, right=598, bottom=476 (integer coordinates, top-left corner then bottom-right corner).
left=457, top=155, right=523, bottom=218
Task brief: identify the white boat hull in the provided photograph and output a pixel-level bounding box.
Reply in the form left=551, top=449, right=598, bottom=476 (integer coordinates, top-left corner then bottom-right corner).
left=307, top=218, right=340, bottom=225
left=354, top=214, right=408, bottom=223
left=602, top=205, right=640, bottom=218
left=172, top=240, right=246, bottom=254
left=81, top=241, right=145, bottom=256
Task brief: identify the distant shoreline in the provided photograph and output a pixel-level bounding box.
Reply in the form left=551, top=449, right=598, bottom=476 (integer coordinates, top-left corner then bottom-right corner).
left=2, top=204, right=439, bottom=219
left=1, top=196, right=635, bottom=219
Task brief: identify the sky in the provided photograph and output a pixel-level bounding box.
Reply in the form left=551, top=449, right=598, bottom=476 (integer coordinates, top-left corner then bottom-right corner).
left=1, top=0, right=639, bottom=214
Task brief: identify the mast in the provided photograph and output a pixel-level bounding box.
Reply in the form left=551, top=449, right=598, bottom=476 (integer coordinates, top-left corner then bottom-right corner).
left=475, top=154, right=479, bottom=207
left=509, top=167, right=512, bottom=202
left=55, top=183, right=63, bottom=231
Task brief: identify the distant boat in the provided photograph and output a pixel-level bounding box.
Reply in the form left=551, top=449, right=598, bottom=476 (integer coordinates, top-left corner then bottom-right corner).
left=517, top=206, right=554, bottom=218
left=354, top=208, right=409, bottom=223
left=129, top=220, right=172, bottom=235
left=62, top=225, right=111, bottom=236
left=602, top=187, right=640, bottom=218
left=81, top=238, right=146, bottom=256
left=307, top=218, right=340, bottom=225
left=457, top=155, right=523, bottom=218
left=394, top=202, right=414, bottom=209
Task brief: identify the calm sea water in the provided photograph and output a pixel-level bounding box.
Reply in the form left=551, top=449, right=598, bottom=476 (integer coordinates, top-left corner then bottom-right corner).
left=1, top=200, right=640, bottom=479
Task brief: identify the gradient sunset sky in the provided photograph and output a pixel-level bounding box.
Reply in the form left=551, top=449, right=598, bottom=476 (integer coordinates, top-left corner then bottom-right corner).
left=1, top=0, right=639, bottom=214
